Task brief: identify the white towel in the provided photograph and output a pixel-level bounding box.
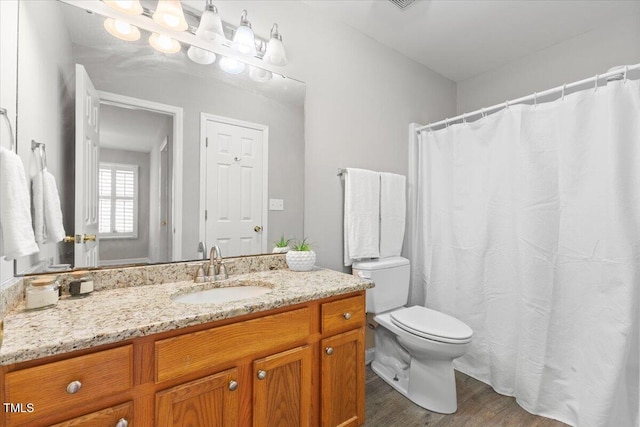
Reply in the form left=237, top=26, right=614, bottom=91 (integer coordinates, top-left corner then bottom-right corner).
left=0, top=147, right=39, bottom=260
left=380, top=172, right=406, bottom=258
left=33, top=170, right=65, bottom=244
left=344, top=168, right=380, bottom=266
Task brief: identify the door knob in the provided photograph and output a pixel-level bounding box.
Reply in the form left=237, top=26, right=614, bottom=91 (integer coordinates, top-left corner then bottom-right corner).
left=63, top=235, right=76, bottom=243
left=254, top=226, right=263, bottom=233
left=83, top=234, right=97, bottom=242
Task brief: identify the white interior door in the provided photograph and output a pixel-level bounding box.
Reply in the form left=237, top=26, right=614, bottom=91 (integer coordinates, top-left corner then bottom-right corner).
left=203, top=117, right=267, bottom=257
left=74, top=64, right=100, bottom=267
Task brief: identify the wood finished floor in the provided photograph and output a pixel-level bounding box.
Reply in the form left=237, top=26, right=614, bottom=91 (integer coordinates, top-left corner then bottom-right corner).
left=365, top=366, right=568, bottom=427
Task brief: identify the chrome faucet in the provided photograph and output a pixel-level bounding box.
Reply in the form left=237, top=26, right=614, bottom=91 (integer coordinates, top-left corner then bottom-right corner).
left=194, top=244, right=228, bottom=282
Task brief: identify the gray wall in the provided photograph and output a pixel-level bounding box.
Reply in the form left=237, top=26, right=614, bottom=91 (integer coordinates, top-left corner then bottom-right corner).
left=457, top=14, right=640, bottom=114
left=99, top=148, right=151, bottom=262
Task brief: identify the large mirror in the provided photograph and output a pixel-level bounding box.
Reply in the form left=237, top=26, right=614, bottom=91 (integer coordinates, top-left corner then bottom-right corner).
left=15, top=0, right=305, bottom=273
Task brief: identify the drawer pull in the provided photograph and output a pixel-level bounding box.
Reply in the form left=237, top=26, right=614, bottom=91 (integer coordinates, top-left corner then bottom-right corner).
left=115, top=418, right=129, bottom=427
left=343, top=312, right=352, bottom=320
left=66, top=380, right=82, bottom=394
left=257, top=370, right=267, bottom=380
left=229, top=380, right=238, bottom=391
left=325, top=347, right=334, bottom=355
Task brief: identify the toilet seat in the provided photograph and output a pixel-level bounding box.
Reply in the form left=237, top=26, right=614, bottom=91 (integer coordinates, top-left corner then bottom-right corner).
left=390, top=306, right=473, bottom=344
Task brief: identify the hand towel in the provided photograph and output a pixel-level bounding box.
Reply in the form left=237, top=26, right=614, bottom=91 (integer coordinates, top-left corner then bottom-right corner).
left=380, top=172, right=406, bottom=258
left=33, top=170, right=66, bottom=244
left=344, top=168, right=380, bottom=266
left=0, top=147, right=39, bottom=259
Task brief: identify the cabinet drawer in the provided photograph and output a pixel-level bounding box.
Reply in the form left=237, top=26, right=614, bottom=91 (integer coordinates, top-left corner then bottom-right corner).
left=4, top=345, right=133, bottom=425
left=50, top=401, right=133, bottom=427
left=156, top=307, right=311, bottom=383
left=321, top=295, right=365, bottom=335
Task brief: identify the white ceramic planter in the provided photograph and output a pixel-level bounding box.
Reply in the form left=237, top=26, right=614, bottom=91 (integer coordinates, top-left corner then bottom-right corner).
left=286, top=250, right=316, bottom=272
left=272, top=246, right=289, bottom=254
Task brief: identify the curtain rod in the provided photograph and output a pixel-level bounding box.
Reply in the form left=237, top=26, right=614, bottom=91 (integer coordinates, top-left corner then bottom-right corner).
left=416, top=63, right=640, bottom=133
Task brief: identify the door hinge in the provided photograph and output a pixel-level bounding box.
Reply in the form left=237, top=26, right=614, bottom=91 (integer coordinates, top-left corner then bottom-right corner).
left=205, top=137, right=209, bottom=148
left=205, top=210, right=208, bottom=221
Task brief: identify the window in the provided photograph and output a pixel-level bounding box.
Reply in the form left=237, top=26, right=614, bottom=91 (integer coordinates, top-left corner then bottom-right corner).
left=99, top=163, right=138, bottom=238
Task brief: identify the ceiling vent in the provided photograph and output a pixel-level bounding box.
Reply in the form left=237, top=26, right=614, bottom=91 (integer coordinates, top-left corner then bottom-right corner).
left=388, top=0, right=416, bottom=10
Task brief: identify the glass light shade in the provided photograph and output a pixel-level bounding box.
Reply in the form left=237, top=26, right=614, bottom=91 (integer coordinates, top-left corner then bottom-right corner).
left=149, top=33, right=181, bottom=54
left=187, top=46, right=216, bottom=65
left=263, top=37, right=288, bottom=66
left=219, top=57, right=246, bottom=74
left=104, top=18, right=141, bottom=42
left=231, top=25, right=256, bottom=56
left=153, top=0, right=188, bottom=32
left=249, top=66, right=272, bottom=82
left=103, top=0, right=143, bottom=15
left=196, top=8, right=225, bottom=42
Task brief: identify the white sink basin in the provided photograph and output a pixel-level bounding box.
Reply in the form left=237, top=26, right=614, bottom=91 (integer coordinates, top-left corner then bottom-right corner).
left=172, top=285, right=272, bottom=304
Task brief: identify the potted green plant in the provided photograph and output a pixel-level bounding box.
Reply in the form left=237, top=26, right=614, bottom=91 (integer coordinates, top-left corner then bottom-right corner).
left=272, top=235, right=291, bottom=254
left=285, top=238, right=316, bottom=272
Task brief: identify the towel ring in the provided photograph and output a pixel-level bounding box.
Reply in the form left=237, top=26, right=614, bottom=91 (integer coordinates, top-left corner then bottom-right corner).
left=0, top=108, right=16, bottom=151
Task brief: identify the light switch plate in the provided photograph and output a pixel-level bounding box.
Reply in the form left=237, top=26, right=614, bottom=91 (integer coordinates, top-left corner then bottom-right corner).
left=269, top=198, right=284, bottom=211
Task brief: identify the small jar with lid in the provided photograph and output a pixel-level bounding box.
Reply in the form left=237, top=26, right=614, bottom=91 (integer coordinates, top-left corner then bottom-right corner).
left=25, top=277, right=59, bottom=310
left=68, top=270, right=94, bottom=297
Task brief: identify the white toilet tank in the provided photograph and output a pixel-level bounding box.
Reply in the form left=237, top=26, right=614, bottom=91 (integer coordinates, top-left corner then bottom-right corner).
left=352, top=257, right=410, bottom=314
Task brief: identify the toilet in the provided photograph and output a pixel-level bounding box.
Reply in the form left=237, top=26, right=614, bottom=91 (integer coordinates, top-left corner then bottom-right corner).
left=352, top=256, right=472, bottom=414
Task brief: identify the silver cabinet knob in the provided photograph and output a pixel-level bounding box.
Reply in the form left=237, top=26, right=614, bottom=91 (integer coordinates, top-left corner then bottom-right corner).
left=229, top=380, right=238, bottom=391
left=325, top=347, right=334, bottom=355
left=115, top=418, right=128, bottom=427
left=66, top=380, right=82, bottom=394
left=343, top=312, right=352, bottom=320
left=257, top=370, right=267, bottom=380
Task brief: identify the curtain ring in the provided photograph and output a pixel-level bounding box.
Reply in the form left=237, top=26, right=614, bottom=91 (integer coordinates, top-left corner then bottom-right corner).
left=505, top=100, right=510, bottom=109
left=594, top=74, right=599, bottom=91
left=481, top=108, right=486, bottom=118
left=623, top=66, right=628, bottom=83
left=444, top=118, right=449, bottom=128
left=561, top=83, right=566, bottom=100
left=462, top=113, right=467, bottom=124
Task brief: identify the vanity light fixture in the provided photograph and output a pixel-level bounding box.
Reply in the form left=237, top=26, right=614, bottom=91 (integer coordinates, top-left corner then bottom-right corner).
left=219, top=56, right=246, bottom=74
left=249, top=66, right=272, bottom=82
left=103, top=18, right=141, bottom=41
left=195, top=0, right=225, bottom=43
left=149, top=33, right=181, bottom=54
left=231, top=10, right=257, bottom=57
left=153, top=0, right=189, bottom=32
left=103, top=0, right=143, bottom=15
left=263, top=24, right=288, bottom=66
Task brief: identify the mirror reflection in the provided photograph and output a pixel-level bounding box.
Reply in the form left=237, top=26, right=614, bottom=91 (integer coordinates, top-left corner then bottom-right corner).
left=16, top=0, right=305, bottom=274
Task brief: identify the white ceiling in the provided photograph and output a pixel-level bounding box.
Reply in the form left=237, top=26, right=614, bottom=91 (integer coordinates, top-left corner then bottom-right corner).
left=304, top=0, right=640, bottom=82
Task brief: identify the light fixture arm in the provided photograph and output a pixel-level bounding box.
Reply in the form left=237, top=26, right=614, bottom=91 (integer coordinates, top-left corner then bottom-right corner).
left=239, top=9, right=251, bottom=28
left=205, top=0, right=217, bottom=14
left=270, top=23, right=283, bottom=41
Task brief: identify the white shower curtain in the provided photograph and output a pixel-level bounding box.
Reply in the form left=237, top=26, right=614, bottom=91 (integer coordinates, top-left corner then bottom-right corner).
left=412, top=79, right=640, bottom=427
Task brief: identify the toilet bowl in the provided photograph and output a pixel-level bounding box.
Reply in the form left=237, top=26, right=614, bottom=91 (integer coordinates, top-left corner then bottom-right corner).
left=352, top=257, right=473, bottom=414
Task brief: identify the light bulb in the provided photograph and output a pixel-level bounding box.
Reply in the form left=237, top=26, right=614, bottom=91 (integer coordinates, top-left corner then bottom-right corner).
left=231, top=10, right=256, bottom=56
left=187, top=46, right=216, bottom=65
left=263, top=24, right=288, bottom=66
left=153, top=0, right=188, bottom=32
left=196, top=2, right=225, bottom=43
left=219, top=57, right=246, bottom=74
left=104, top=18, right=141, bottom=42
left=104, top=0, right=143, bottom=15
left=249, top=66, right=273, bottom=82
left=149, top=33, right=181, bottom=54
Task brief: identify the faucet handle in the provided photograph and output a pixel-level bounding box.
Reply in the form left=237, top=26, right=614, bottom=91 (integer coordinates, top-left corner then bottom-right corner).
left=194, top=265, right=206, bottom=282
left=217, top=263, right=228, bottom=280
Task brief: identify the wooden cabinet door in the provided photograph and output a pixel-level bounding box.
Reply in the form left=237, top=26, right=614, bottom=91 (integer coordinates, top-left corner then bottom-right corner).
left=156, top=368, right=239, bottom=427
left=321, top=329, right=365, bottom=427
left=253, top=345, right=312, bottom=427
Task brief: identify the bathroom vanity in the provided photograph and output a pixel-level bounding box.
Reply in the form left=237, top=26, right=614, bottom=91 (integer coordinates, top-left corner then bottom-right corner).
left=0, top=257, right=371, bottom=426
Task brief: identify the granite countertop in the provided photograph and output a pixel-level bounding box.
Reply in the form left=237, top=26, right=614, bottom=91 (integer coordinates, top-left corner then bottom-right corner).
left=0, top=268, right=372, bottom=365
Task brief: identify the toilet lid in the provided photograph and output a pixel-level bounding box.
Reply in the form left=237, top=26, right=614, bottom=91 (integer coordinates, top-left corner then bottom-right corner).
left=390, top=306, right=473, bottom=343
